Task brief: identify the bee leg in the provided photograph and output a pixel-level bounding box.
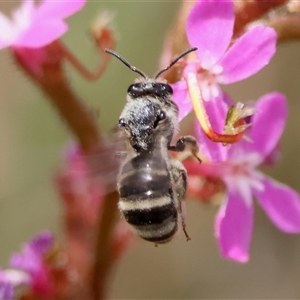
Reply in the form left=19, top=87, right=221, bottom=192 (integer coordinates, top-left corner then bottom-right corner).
left=170, top=159, right=191, bottom=241
left=168, top=135, right=201, bottom=163
left=179, top=200, right=191, bottom=241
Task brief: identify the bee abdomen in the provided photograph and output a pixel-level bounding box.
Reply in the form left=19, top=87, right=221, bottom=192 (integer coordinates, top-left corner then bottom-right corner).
left=119, top=196, right=178, bottom=243
left=134, top=219, right=178, bottom=243
left=118, top=168, right=170, bottom=199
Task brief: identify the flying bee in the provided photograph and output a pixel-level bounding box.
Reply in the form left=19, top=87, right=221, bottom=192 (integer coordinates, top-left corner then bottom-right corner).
left=105, top=47, right=201, bottom=244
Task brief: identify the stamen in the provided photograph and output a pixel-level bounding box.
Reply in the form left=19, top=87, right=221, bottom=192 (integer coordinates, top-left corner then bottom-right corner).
left=223, top=103, right=255, bottom=145
left=185, top=72, right=245, bottom=144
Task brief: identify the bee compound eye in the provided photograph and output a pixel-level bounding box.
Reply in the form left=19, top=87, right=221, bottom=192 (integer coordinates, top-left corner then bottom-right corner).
left=127, top=83, right=143, bottom=97
left=127, top=84, right=134, bottom=94
left=119, top=118, right=126, bottom=127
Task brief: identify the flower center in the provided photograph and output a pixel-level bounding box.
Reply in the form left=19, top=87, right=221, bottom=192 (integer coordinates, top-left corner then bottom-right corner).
left=198, top=68, right=216, bottom=86
left=196, top=64, right=223, bottom=100
left=222, top=154, right=264, bottom=206
left=230, top=162, right=251, bottom=177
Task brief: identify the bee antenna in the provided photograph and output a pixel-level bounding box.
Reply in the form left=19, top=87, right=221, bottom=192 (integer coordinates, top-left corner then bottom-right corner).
left=154, top=47, right=198, bottom=79
left=105, top=49, right=147, bottom=79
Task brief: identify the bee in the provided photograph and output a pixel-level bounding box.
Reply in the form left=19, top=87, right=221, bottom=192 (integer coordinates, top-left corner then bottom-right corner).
left=105, top=47, right=201, bottom=244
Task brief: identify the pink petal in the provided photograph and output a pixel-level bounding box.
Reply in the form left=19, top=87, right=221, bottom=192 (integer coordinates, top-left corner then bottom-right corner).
left=0, top=279, right=14, bottom=300
left=186, top=0, right=234, bottom=69
left=0, top=12, right=14, bottom=49
left=10, top=253, right=39, bottom=274
left=216, top=188, right=253, bottom=262
left=10, top=231, right=53, bottom=274
left=37, top=0, right=86, bottom=20
left=218, top=26, right=277, bottom=84
left=15, top=19, right=67, bottom=47
left=12, top=0, right=35, bottom=25
left=28, top=231, right=54, bottom=255
left=235, top=92, right=287, bottom=160
left=253, top=176, right=300, bottom=233
left=262, top=141, right=281, bottom=166
left=195, top=93, right=232, bottom=162
left=171, top=80, right=192, bottom=121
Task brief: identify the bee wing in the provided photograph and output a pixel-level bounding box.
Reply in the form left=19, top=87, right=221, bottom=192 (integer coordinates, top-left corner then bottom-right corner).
left=64, top=128, right=128, bottom=194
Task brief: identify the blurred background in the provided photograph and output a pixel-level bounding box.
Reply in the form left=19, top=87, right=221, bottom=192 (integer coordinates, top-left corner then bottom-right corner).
left=1, top=1, right=300, bottom=299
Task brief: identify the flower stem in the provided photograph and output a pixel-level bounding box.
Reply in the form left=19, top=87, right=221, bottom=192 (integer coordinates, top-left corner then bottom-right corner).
left=91, top=191, right=119, bottom=300
left=233, top=0, right=289, bottom=36
left=39, top=72, right=102, bottom=152
left=13, top=39, right=120, bottom=299
left=266, top=15, right=300, bottom=43
left=13, top=42, right=101, bottom=152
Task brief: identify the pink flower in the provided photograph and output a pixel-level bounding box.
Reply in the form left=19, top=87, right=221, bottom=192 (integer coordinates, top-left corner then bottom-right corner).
left=0, top=231, right=54, bottom=299
left=185, top=93, right=300, bottom=262
left=172, top=0, right=277, bottom=121
left=0, top=269, right=30, bottom=300
left=0, top=0, right=86, bottom=49
left=10, top=230, right=53, bottom=275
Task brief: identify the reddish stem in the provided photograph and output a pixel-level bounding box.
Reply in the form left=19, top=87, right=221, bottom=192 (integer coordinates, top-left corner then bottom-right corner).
left=13, top=37, right=119, bottom=299
left=233, top=0, right=289, bottom=36
left=91, top=191, right=119, bottom=300
left=267, top=15, right=300, bottom=43
left=13, top=41, right=101, bottom=153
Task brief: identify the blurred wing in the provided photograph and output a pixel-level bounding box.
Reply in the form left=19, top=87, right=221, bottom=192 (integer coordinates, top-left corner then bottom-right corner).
left=66, top=128, right=128, bottom=194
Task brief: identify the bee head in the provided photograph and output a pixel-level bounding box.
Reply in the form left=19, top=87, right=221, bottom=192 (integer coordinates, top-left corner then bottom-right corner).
left=105, top=47, right=197, bottom=152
